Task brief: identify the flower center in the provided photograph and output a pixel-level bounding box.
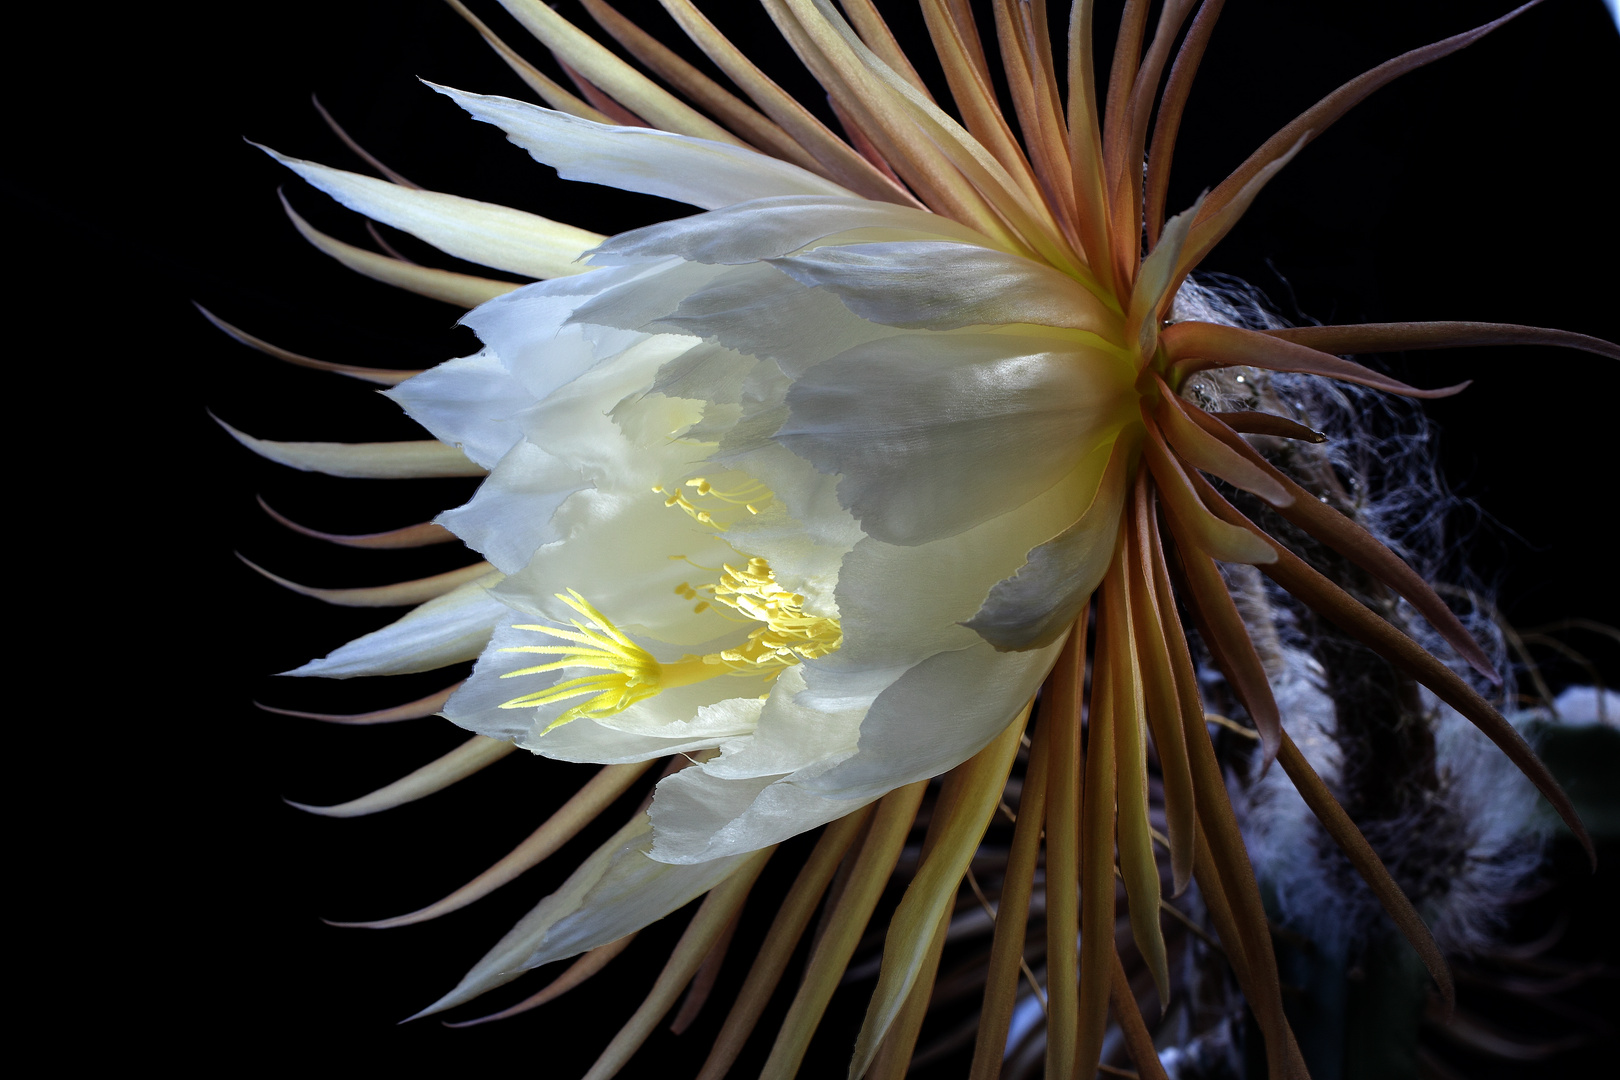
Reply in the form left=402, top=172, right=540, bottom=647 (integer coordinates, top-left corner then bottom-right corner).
left=496, top=485, right=839, bottom=732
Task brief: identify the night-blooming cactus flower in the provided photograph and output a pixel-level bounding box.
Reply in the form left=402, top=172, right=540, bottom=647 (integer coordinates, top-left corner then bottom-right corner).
left=219, top=2, right=1616, bottom=1077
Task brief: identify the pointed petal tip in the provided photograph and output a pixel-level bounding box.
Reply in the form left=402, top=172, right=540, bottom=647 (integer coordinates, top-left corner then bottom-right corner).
left=283, top=797, right=345, bottom=817
left=402, top=987, right=468, bottom=1025
left=321, top=914, right=415, bottom=930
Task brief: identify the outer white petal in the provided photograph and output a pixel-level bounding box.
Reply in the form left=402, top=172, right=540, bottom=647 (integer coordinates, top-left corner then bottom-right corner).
left=966, top=439, right=1132, bottom=650
left=417, top=814, right=749, bottom=1016
left=805, top=636, right=1064, bottom=802
left=649, top=633, right=1059, bottom=862
left=772, top=241, right=1120, bottom=335
left=527, top=698, right=763, bottom=763
left=701, top=667, right=863, bottom=780
left=776, top=332, right=1135, bottom=544
left=432, top=85, right=855, bottom=209
left=828, top=446, right=1111, bottom=670
left=588, top=195, right=1001, bottom=266
left=649, top=769, right=868, bottom=864
left=513, top=336, right=706, bottom=484
left=260, top=146, right=602, bottom=279
left=651, top=261, right=907, bottom=376
left=435, top=439, right=587, bottom=574
left=648, top=665, right=870, bottom=862
left=567, top=261, right=731, bottom=339
left=383, top=349, right=531, bottom=469
left=288, top=571, right=506, bottom=678
left=491, top=488, right=736, bottom=641
left=458, top=269, right=651, bottom=402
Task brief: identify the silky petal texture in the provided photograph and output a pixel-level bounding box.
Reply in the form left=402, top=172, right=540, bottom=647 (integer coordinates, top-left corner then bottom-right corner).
left=965, top=438, right=1130, bottom=651
left=457, top=267, right=659, bottom=402
left=770, top=241, right=1121, bottom=335
left=776, top=331, right=1135, bottom=544
left=419, top=814, right=750, bottom=1016
left=434, top=438, right=586, bottom=574
left=649, top=765, right=869, bottom=863
left=831, top=444, right=1120, bottom=667
left=383, top=350, right=530, bottom=470
left=442, top=621, right=766, bottom=752
left=652, top=262, right=910, bottom=376
left=289, top=571, right=506, bottom=678
left=260, top=146, right=603, bottom=279
left=807, top=636, right=1062, bottom=801
left=431, top=85, right=856, bottom=209
left=490, top=488, right=741, bottom=639
left=646, top=666, right=871, bottom=863
left=512, top=337, right=708, bottom=480
left=586, top=194, right=1001, bottom=266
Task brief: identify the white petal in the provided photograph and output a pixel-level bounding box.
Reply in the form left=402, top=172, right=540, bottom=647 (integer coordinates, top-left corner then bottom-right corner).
left=490, top=488, right=737, bottom=642
left=776, top=332, right=1135, bottom=544
left=259, top=145, right=602, bottom=279
left=828, top=449, right=1109, bottom=671
left=652, top=261, right=907, bottom=376
left=435, top=439, right=585, bottom=574
left=384, top=349, right=530, bottom=469
left=513, top=336, right=706, bottom=483
left=431, top=85, right=855, bottom=208
left=803, top=637, right=1064, bottom=803
left=965, top=439, right=1130, bottom=650
left=288, top=571, right=507, bottom=678
left=648, top=768, right=868, bottom=864
left=588, top=195, right=999, bottom=266
left=773, top=241, right=1120, bottom=335
left=457, top=270, right=646, bottom=401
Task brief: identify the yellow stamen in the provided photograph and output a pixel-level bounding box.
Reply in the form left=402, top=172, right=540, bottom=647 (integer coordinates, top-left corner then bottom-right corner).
left=651, top=475, right=774, bottom=527
left=498, top=560, right=839, bottom=731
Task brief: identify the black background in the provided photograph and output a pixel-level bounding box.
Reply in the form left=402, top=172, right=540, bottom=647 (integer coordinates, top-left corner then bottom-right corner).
left=20, top=0, right=1616, bottom=1073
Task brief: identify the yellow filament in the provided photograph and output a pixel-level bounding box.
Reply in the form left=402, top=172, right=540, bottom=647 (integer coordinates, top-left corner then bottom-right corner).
left=651, top=476, right=775, bottom=527
left=498, top=559, right=839, bottom=730
left=497, top=590, right=664, bottom=731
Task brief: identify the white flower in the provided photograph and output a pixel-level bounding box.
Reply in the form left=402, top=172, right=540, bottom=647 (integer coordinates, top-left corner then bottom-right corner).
left=334, top=185, right=1097, bottom=1006
left=221, top=1, right=1615, bottom=1074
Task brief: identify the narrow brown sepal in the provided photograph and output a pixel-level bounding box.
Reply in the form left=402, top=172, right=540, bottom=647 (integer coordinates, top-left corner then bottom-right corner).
left=1185, top=407, right=1501, bottom=684
left=1264, top=321, right=1620, bottom=362
left=258, top=496, right=457, bottom=549
left=1163, top=321, right=1469, bottom=398
left=195, top=303, right=421, bottom=385
left=1193, top=478, right=1596, bottom=867
left=1216, top=410, right=1327, bottom=443
left=254, top=682, right=460, bottom=725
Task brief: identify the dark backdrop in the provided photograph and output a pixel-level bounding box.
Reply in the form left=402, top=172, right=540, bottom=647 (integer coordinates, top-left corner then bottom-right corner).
left=19, top=1, right=1615, bottom=1073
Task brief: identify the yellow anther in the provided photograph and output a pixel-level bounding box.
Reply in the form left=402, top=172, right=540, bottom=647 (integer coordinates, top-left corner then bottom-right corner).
left=658, top=475, right=776, bottom=527
left=497, top=559, right=840, bottom=728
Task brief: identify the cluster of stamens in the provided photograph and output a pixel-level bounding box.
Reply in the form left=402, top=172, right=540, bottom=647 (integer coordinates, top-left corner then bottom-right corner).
left=704, top=557, right=842, bottom=670
left=497, top=590, right=664, bottom=731
left=651, top=476, right=772, bottom=527
left=496, top=484, right=839, bottom=729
